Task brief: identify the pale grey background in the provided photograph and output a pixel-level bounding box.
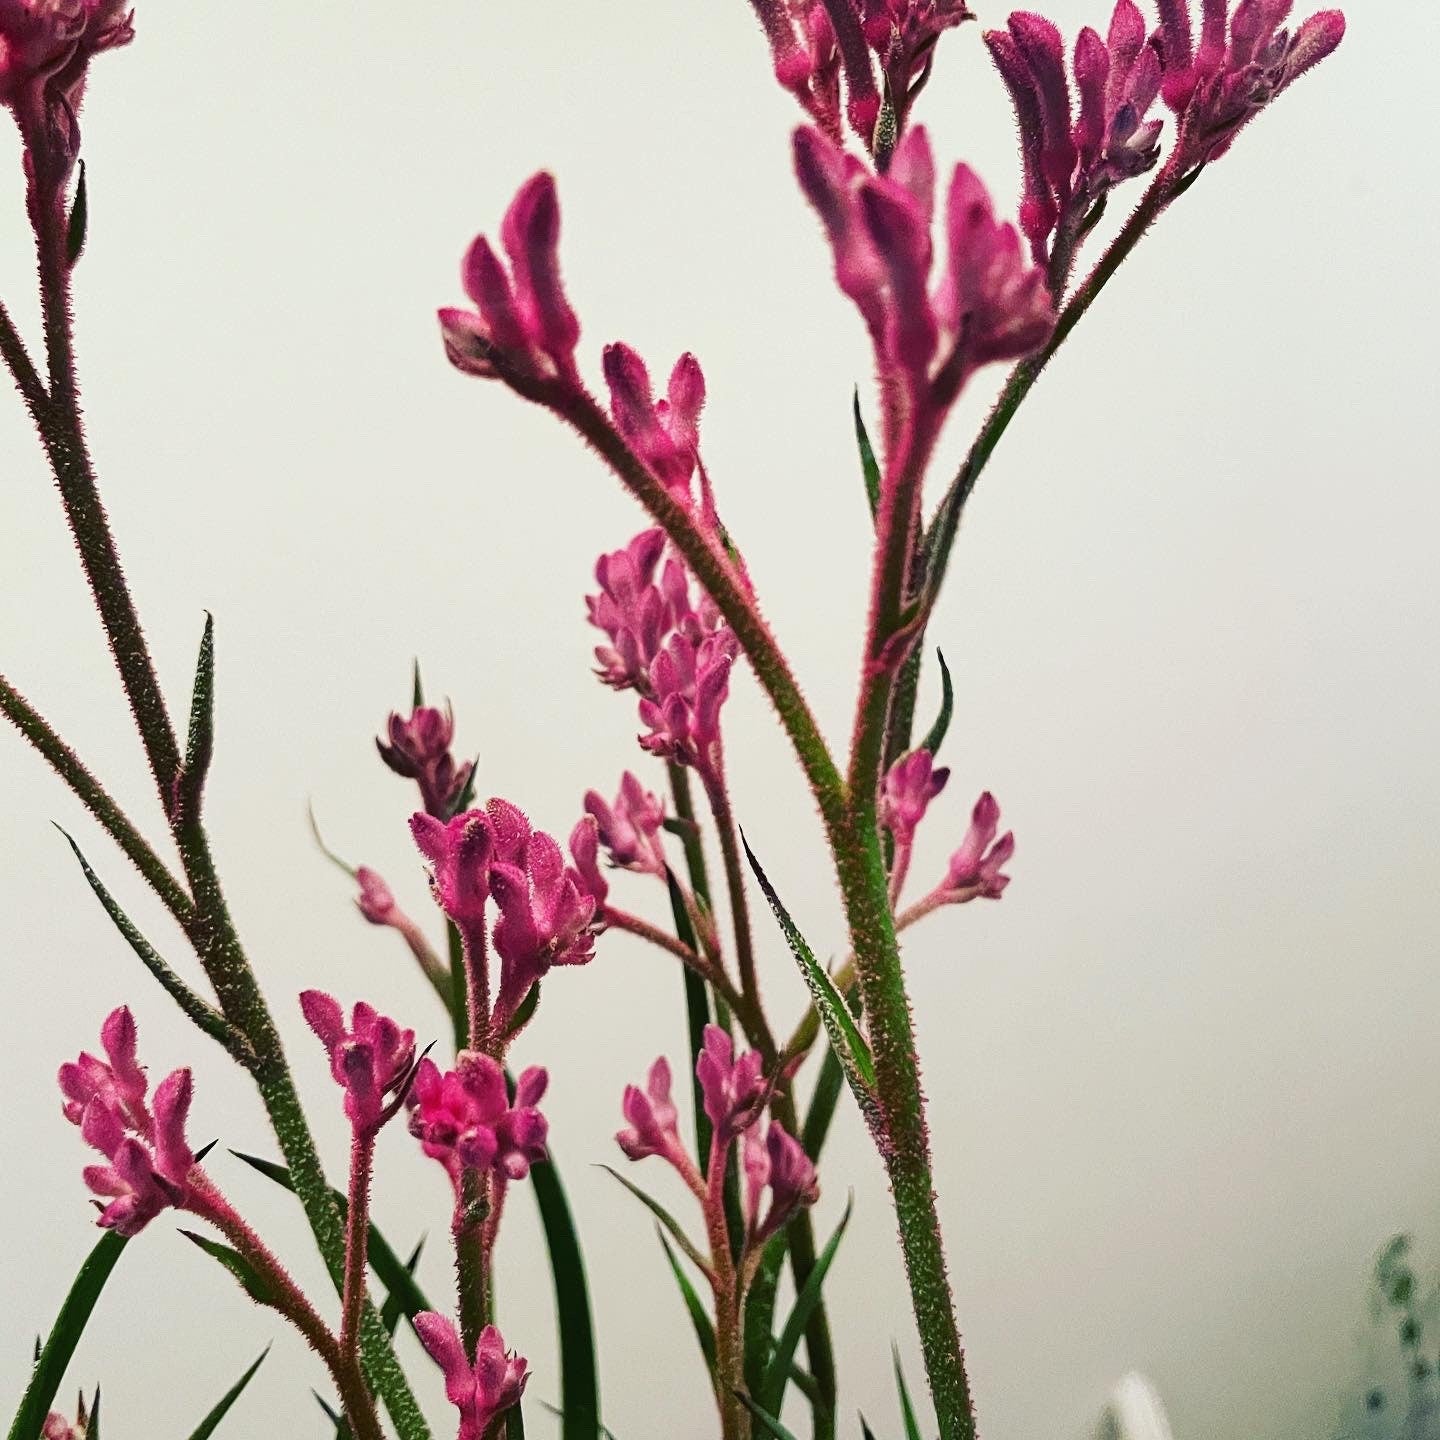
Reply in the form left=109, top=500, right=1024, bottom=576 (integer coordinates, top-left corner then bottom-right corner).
left=1, top=2, right=1435, bottom=1437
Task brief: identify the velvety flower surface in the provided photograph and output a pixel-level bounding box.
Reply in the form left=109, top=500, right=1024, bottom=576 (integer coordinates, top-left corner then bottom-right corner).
left=637, top=627, right=740, bottom=779
left=743, top=1119, right=821, bottom=1242
left=879, top=748, right=950, bottom=846
left=378, top=702, right=473, bottom=817
left=59, top=1007, right=195, bottom=1237
left=409, top=1053, right=549, bottom=1189
left=414, top=1312, right=529, bottom=1440
left=410, top=807, right=496, bottom=932
left=300, top=991, right=416, bottom=1133
left=603, top=344, right=707, bottom=503
left=585, top=771, right=667, bottom=878
left=942, top=791, right=1015, bottom=899
left=696, top=1025, right=767, bottom=1142
left=616, top=1056, right=683, bottom=1163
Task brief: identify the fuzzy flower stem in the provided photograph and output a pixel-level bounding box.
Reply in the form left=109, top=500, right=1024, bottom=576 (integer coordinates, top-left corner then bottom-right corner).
left=0, top=297, right=46, bottom=413
left=461, top=920, right=493, bottom=1056
left=704, top=1127, right=748, bottom=1440
left=545, top=377, right=970, bottom=1437
left=602, top=904, right=749, bottom=1014
left=339, top=1129, right=376, bottom=1374
left=454, top=1170, right=492, bottom=1352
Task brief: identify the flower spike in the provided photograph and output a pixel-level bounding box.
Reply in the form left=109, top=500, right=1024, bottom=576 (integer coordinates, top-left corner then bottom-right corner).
left=378, top=701, right=473, bottom=817
left=413, top=1312, right=529, bottom=1440
left=300, top=991, right=417, bottom=1134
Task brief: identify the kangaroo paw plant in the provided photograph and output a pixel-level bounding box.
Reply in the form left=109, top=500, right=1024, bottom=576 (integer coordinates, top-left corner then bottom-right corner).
left=0, top=2, right=1344, bottom=1438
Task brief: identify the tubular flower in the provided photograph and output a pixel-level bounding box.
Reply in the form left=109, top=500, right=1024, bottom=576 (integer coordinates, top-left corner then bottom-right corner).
left=489, top=818, right=599, bottom=1030
left=567, top=813, right=609, bottom=907
left=410, top=807, right=496, bottom=935
left=602, top=344, right=707, bottom=504
left=986, top=4, right=1165, bottom=273
left=1153, top=0, right=1344, bottom=165
left=696, top=1025, right=767, bottom=1143
left=408, top=1053, right=549, bottom=1190
left=584, top=771, right=667, bottom=878
left=300, top=991, right=417, bottom=1134
left=743, top=1119, right=821, bottom=1243
left=59, top=1009, right=195, bottom=1237
left=879, top=748, right=950, bottom=847
left=637, top=626, right=740, bottom=781
left=413, top=1313, right=529, bottom=1440
left=439, top=171, right=581, bottom=388
left=616, top=1056, right=684, bottom=1164
left=586, top=528, right=683, bottom=690
left=941, top=791, right=1015, bottom=899
left=795, top=124, right=1054, bottom=453
left=378, top=702, right=473, bottom=817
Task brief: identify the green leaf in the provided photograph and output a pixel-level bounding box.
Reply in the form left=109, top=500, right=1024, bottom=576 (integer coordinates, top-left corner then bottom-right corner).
left=184, top=1348, right=269, bottom=1440
left=760, top=1198, right=853, bottom=1415
left=176, top=613, right=216, bottom=823
left=530, top=1152, right=602, bottom=1440
left=893, top=1347, right=923, bottom=1440
left=860, top=1416, right=880, bottom=1440
left=66, top=161, right=87, bottom=267
left=917, top=650, right=953, bottom=758
left=801, top=1044, right=845, bottom=1163
left=448, top=756, right=480, bottom=819
left=227, top=1153, right=433, bottom=1330
left=57, top=827, right=240, bottom=1056
left=735, top=1393, right=802, bottom=1440
left=854, top=389, right=881, bottom=522
left=501, top=981, right=541, bottom=1043
left=179, top=1230, right=280, bottom=1308
left=380, top=1239, right=426, bottom=1338
left=743, top=1234, right=786, bottom=1394
left=313, top=1392, right=354, bottom=1440
left=657, top=1229, right=716, bottom=1373
left=599, top=1166, right=709, bottom=1276
left=742, top=835, right=878, bottom=1123
left=84, top=1387, right=99, bottom=1440
left=665, top=868, right=713, bottom=1166
left=5, top=1229, right=126, bottom=1440
left=411, top=659, right=425, bottom=711
left=506, top=1396, right=527, bottom=1439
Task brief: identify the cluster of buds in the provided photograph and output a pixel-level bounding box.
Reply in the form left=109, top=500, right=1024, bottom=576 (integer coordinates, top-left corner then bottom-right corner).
left=411, top=799, right=601, bottom=1039
left=414, top=1313, right=528, bottom=1440
left=986, top=4, right=1166, bottom=278
left=584, top=771, right=668, bottom=880
left=377, top=701, right=474, bottom=818
left=619, top=1026, right=818, bottom=1260
left=602, top=344, right=708, bottom=506
left=942, top=790, right=1014, bottom=900
left=587, top=529, right=739, bottom=783
left=1154, top=0, right=1344, bottom=167
left=41, top=1397, right=94, bottom=1440
left=408, top=1053, right=549, bottom=1198
left=0, top=0, right=133, bottom=203
left=795, top=124, right=1056, bottom=466
left=748, top=0, right=972, bottom=146
left=58, top=1007, right=195, bottom=1237
left=300, top=992, right=418, bottom=1136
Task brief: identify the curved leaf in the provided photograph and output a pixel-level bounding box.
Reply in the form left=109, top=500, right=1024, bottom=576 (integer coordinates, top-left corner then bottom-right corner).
left=599, top=1166, right=709, bottom=1276
left=736, top=1393, right=801, bottom=1440
left=854, top=389, right=881, bottom=522
left=917, top=650, right=953, bottom=758
left=657, top=1229, right=716, bottom=1374
left=893, top=1347, right=923, bottom=1440
left=185, top=1348, right=269, bottom=1440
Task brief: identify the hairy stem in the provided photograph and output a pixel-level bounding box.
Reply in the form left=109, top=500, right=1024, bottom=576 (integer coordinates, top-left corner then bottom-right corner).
left=340, top=1130, right=376, bottom=1369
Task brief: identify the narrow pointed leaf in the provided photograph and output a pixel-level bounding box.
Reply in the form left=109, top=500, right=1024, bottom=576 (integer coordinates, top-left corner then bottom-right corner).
left=742, top=836, right=877, bottom=1106
left=743, top=1233, right=786, bottom=1394
left=917, top=650, right=953, bottom=757
left=84, top=1387, right=99, bottom=1440
left=736, top=1393, right=802, bottom=1440
left=411, top=659, right=425, bottom=710
left=854, top=389, right=881, bottom=521
left=57, top=828, right=239, bottom=1055
left=761, top=1197, right=853, bottom=1413
left=184, top=1347, right=269, bottom=1440
left=180, top=1230, right=280, bottom=1308
left=801, top=1045, right=845, bottom=1163
left=66, top=161, right=87, bottom=266
left=665, top=868, right=712, bottom=1166
left=506, top=1396, right=526, bottom=1439
left=313, top=1391, right=354, bottom=1440
left=380, top=1239, right=426, bottom=1337
left=227, top=1153, right=433, bottom=1328
left=176, top=613, right=216, bottom=822
left=599, top=1166, right=709, bottom=1275
left=6, top=1230, right=126, bottom=1440
left=893, top=1347, right=923, bottom=1440
left=860, top=1417, right=880, bottom=1440
left=657, top=1229, right=716, bottom=1373
left=530, top=1152, right=602, bottom=1440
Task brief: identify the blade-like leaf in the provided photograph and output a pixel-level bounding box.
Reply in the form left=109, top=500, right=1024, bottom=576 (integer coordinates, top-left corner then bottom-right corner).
left=66, top=161, right=87, bottom=266
left=313, top=1391, right=355, bottom=1440
left=411, top=659, right=425, bottom=710
left=801, top=1045, right=845, bottom=1163
left=860, top=1416, right=880, bottom=1440
left=180, top=1230, right=279, bottom=1308
left=657, top=1229, right=716, bottom=1374
left=761, top=1198, right=853, bottom=1414
left=57, top=827, right=240, bottom=1056
left=6, top=1230, right=126, bottom=1440
left=893, top=1347, right=923, bottom=1440
left=743, top=1234, right=786, bottom=1394
left=599, top=1166, right=709, bottom=1276
left=227, top=1153, right=433, bottom=1328
left=184, top=1347, right=269, bottom=1440
left=917, top=650, right=953, bottom=758
left=83, top=1387, right=99, bottom=1440
left=665, top=868, right=713, bottom=1166
left=742, top=836, right=878, bottom=1119
left=183, top=613, right=216, bottom=802
left=736, top=1393, right=802, bottom=1440
left=380, top=1239, right=425, bottom=1337
left=507, top=1397, right=526, bottom=1439
left=530, top=1152, right=602, bottom=1440
left=854, top=389, right=881, bottom=522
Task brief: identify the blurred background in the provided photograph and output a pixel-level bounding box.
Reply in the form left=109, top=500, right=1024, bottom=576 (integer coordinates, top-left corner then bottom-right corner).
left=1, top=2, right=1436, bottom=1437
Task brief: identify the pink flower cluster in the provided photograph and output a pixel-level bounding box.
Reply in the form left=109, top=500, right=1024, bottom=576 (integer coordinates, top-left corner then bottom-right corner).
left=414, top=1313, right=528, bottom=1440
left=587, top=529, right=739, bottom=782
left=58, top=1007, right=195, bottom=1237
left=584, top=771, right=667, bottom=880
left=748, top=0, right=973, bottom=143
left=1154, top=0, right=1344, bottom=165
left=408, top=1052, right=549, bottom=1195
left=300, top=991, right=417, bottom=1135
left=796, top=124, right=1055, bottom=458
left=378, top=702, right=474, bottom=818
left=603, top=345, right=707, bottom=504
left=944, top=791, right=1014, bottom=899
left=987, top=4, right=1166, bottom=271
left=412, top=799, right=601, bottom=1033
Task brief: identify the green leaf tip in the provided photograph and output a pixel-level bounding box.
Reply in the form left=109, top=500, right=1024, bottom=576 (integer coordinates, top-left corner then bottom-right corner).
left=918, top=649, right=953, bottom=757
left=854, top=388, right=881, bottom=522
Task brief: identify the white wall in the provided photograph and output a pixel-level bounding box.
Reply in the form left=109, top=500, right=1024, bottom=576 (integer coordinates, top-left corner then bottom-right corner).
left=1, top=3, right=1435, bottom=1438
